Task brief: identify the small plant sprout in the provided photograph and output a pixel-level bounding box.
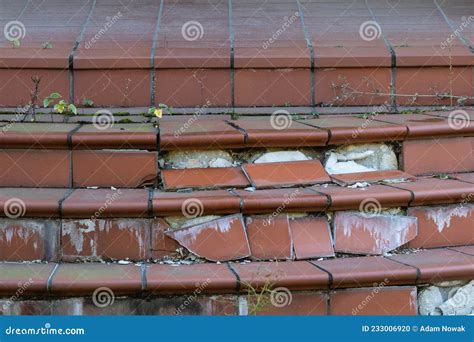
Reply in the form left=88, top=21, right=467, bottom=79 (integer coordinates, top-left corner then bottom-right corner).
left=41, top=41, right=53, bottom=49
left=148, top=103, right=170, bottom=118
left=43, top=92, right=77, bottom=115
left=11, top=39, right=21, bottom=48
left=82, top=99, right=94, bottom=107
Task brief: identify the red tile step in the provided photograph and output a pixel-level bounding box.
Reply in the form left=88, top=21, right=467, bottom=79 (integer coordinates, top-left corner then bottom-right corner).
left=0, top=247, right=471, bottom=297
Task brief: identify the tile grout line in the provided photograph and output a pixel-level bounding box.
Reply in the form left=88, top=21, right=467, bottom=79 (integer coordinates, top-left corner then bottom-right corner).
left=364, top=0, right=398, bottom=112
left=68, top=0, right=97, bottom=104
left=46, top=263, right=60, bottom=294
left=306, top=260, right=333, bottom=289
left=228, top=0, right=235, bottom=110
left=149, top=0, right=164, bottom=106
left=295, top=0, right=316, bottom=112
left=226, top=262, right=241, bottom=292
left=446, top=246, right=474, bottom=257
left=433, top=0, right=474, bottom=53
left=67, top=123, right=84, bottom=188
left=384, top=256, right=421, bottom=284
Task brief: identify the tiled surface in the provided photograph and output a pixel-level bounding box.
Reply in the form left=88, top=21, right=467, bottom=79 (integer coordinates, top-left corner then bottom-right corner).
left=402, top=137, right=474, bottom=175
left=150, top=218, right=180, bottom=258
left=289, top=217, right=334, bottom=259
left=245, top=215, right=293, bottom=260
left=333, top=212, right=418, bottom=255
left=72, top=150, right=157, bottom=188
left=330, top=287, right=417, bottom=315
left=311, top=256, right=418, bottom=288
left=162, top=167, right=250, bottom=190
left=0, top=219, right=59, bottom=261
left=388, top=248, right=474, bottom=283
left=407, top=205, right=474, bottom=248
left=0, top=263, right=57, bottom=295
left=246, top=292, right=328, bottom=315
left=0, top=188, right=67, bottom=217
left=165, top=215, right=251, bottom=262
left=0, top=123, right=78, bottom=149
left=243, top=160, right=330, bottom=189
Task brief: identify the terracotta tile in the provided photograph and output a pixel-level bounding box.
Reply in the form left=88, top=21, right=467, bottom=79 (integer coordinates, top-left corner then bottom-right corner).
left=153, top=190, right=241, bottom=216
left=234, top=188, right=328, bottom=214
left=289, top=217, right=334, bottom=259
left=407, top=205, right=474, bottom=249
left=246, top=215, right=293, bottom=260
left=0, top=219, right=59, bottom=261
left=0, top=263, right=56, bottom=296
left=314, top=68, right=391, bottom=106
left=232, top=261, right=329, bottom=291
left=230, top=118, right=328, bottom=147
left=0, top=150, right=70, bottom=187
left=243, top=160, right=330, bottom=189
left=155, top=69, right=231, bottom=107
left=390, top=178, right=474, bottom=206
left=449, top=245, right=474, bottom=256
left=401, top=137, right=474, bottom=175
left=160, top=119, right=244, bottom=150
left=0, top=123, right=78, bottom=149
left=165, top=214, right=251, bottom=262
left=331, top=170, right=414, bottom=186
left=426, top=110, right=474, bottom=121
left=388, top=248, right=474, bottom=283
left=333, top=211, right=418, bottom=255
left=374, top=114, right=474, bottom=138
left=51, top=264, right=143, bottom=295
left=311, top=256, right=418, bottom=288
left=162, top=167, right=250, bottom=190
left=449, top=172, right=474, bottom=184
left=330, top=287, right=417, bottom=315
left=396, top=67, right=472, bottom=106
left=0, top=69, right=69, bottom=107
left=151, top=218, right=180, bottom=259
left=243, top=292, right=328, bottom=316
left=301, top=115, right=407, bottom=145
left=61, top=219, right=150, bottom=261
left=0, top=188, right=67, bottom=218
left=234, top=69, right=311, bottom=107
left=75, top=69, right=150, bottom=107
left=312, top=184, right=412, bottom=211
left=62, top=189, right=149, bottom=218
left=72, top=124, right=157, bottom=150
left=72, top=150, right=157, bottom=188
left=146, top=263, right=237, bottom=294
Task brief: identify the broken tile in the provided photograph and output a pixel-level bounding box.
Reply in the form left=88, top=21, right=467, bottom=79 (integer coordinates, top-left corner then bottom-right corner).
left=151, top=218, right=180, bottom=258
left=246, top=215, right=293, bottom=260
left=407, top=205, right=474, bottom=248
left=242, top=160, right=330, bottom=189
left=334, top=211, right=418, bottom=255
left=331, top=170, right=413, bottom=186
left=289, top=217, right=334, bottom=259
left=165, top=214, right=250, bottom=262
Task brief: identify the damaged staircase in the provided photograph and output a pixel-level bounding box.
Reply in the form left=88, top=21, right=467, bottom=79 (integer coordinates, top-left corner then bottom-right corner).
left=0, top=0, right=473, bottom=316
left=0, top=111, right=473, bottom=316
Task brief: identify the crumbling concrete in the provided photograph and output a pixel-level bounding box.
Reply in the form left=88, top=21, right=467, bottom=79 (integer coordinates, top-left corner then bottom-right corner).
left=325, top=144, right=397, bottom=175
left=418, top=280, right=473, bottom=315
left=165, top=150, right=234, bottom=169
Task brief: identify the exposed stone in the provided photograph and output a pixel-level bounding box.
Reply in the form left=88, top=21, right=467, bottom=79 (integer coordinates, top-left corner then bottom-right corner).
left=165, top=150, right=234, bottom=169
left=418, top=281, right=474, bottom=315
left=253, top=151, right=310, bottom=164
left=325, top=144, right=397, bottom=175
left=165, top=216, right=221, bottom=229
